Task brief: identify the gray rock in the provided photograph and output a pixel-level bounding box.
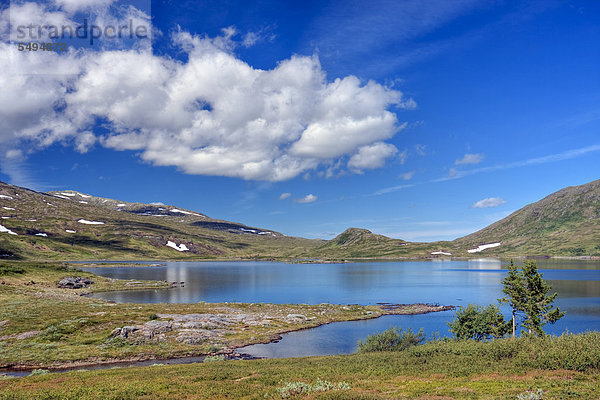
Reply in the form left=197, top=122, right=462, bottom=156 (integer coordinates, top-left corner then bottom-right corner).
left=286, top=314, right=307, bottom=320
left=16, top=330, right=39, bottom=340
left=112, top=325, right=140, bottom=339
left=57, top=277, right=94, bottom=289
left=140, top=320, right=172, bottom=339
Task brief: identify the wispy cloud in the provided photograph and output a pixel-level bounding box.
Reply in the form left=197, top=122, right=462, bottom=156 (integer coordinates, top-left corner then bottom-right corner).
left=371, top=143, right=600, bottom=197
left=294, top=194, right=318, bottom=203
left=370, top=184, right=414, bottom=196
left=437, top=144, right=600, bottom=182
left=0, top=153, right=45, bottom=191
left=279, top=192, right=291, bottom=200
left=455, top=153, right=484, bottom=165
left=399, top=171, right=415, bottom=180
left=398, top=149, right=408, bottom=165
left=303, top=0, right=486, bottom=75
left=415, top=144, right=427, bottom=156
left=471, top=197, right=506, bottom=208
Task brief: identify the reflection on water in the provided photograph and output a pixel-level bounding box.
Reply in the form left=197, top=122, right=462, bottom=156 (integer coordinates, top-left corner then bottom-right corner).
left=83, top=259, right=600, bottom=357
left=85, top=260, right=518, bottom=305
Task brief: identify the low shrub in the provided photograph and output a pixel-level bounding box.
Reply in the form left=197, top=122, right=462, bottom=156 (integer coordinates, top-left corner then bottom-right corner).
left=39, top=318, right=92, bottom=342
left=276, top=379, right=350, bottom=398
left=29, top=369, right=49, bottom=376
left=203, top=355, right=225, bottom=362
left=517, top=389, right=544, bottom=400
left=358, top=327, right=425, bottom=353
left=407, top=331, right=600, bottom=372
left=0, top=266, right=25, bottom=276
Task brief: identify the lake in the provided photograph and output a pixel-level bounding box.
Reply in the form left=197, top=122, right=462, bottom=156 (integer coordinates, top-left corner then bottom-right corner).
left=82, top=259, right=600, bottom=358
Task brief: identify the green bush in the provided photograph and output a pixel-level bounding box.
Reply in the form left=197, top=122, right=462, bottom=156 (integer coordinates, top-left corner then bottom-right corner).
left=358, top=327, right=425, bottom=353
left=448, top=304, right=510, bottom=340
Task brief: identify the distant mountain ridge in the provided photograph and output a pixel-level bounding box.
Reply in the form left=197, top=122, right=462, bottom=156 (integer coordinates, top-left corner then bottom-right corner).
left=1, top=179, right=599, bottom=260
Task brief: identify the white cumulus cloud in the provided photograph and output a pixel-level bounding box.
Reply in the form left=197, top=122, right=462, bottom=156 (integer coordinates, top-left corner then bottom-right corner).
left=54, top=0, right=116, bottom=13
left=348, top=142, right=398, bottom=172
left=471, top=197, right=507, bottom=208
left=0, top=6, right=412, bottom=181
left=294, top=194, right=317, bottom=203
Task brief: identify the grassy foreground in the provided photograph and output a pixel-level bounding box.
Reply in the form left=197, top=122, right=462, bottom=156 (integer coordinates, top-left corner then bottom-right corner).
left=0, top=333, right=599, bottom=399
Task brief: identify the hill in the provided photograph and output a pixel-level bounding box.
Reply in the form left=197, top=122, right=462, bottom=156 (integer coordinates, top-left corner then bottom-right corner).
left=452, top=179, right=600, bottom=257
left=311, top=227, right=420, bottom=259
left=0, top=181, right=319, bottom=260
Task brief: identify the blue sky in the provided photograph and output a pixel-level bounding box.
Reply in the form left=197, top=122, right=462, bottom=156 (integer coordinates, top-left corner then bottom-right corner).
left=1, top=0, right=599, bottom=241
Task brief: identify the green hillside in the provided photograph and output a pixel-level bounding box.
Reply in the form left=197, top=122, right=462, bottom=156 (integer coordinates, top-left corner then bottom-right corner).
left=311, top=227, right=436, bottom=259
left=452, top=179, right=600, bottom=257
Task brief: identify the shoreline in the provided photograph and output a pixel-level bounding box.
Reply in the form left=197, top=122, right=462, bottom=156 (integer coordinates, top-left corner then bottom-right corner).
left=58, top=255, right=600, bottom=266
left=0, top=303, right=454, bottom=373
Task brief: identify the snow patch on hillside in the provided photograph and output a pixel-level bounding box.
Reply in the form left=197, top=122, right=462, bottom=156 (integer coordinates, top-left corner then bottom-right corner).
left=35, top=233, right=48, bottom=237
left=0, top=225, right=17, bottom=235
left=78, top=193, right=91, bottom=198
left=66, top=230, right=77, bottom=233
left=2, top=207, right=15, bottom=210
left=60, top=192, right=76, bottom=197
left=54, top=195, right=70, bottom=199
left=77, top=219, right=105, bottom=225
left=431, top=251, right=452, bottom=256
left=467, top=242, right=501, bottom=253
left=0, top=195, right=13, bottom=200
left=166, top=241, right=189, bottom=252
left=79, top=201, right=88, bottom=204
left=170, top=209, right=202, bottom=216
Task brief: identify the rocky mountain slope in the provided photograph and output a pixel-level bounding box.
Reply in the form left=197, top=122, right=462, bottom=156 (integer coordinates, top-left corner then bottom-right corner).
left=0, top=181, right=319, bottom=260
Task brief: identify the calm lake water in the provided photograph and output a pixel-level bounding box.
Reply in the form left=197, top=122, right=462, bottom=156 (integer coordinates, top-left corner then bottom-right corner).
left=82, top=259, right=600, bottom=358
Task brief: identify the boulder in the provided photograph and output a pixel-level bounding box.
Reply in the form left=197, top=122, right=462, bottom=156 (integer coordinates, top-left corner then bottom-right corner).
left=111, top=325, right=140, bottom=339
left=57, top=277, right=94, bottom=289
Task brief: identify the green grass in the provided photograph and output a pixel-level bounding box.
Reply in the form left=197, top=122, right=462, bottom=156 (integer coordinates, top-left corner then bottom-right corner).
left=0, top=333, right=598, bottom=399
